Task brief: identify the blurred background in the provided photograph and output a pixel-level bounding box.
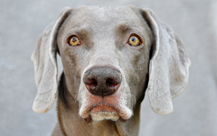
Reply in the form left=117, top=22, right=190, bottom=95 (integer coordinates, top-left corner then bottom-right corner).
left=0, top=0, right=217, bottom=135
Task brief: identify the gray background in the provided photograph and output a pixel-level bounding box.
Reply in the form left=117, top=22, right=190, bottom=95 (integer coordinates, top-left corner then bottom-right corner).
left=1, top=0, right=217, bottom=136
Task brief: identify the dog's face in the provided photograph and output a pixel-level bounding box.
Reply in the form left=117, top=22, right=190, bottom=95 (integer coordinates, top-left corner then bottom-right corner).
left=57, top=7, right=152, bottom=121
left=31, top=6, right=190, bottom=122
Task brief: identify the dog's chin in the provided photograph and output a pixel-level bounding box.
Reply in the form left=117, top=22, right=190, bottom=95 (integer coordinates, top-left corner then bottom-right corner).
left=90, top=111, right=120, bottom=121
left=90, top=104, right=120, bottom=121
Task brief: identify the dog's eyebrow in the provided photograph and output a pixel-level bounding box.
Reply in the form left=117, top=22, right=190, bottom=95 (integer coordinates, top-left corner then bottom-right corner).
left=75, top=28, right=90, bottom=39
left=116, top=23, right=131, bottom=34
left=65, top=27, right=91, bottom=41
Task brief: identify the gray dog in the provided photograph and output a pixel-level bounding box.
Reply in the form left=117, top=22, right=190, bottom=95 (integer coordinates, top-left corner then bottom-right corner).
left=31, top=6, right=190, bottom=136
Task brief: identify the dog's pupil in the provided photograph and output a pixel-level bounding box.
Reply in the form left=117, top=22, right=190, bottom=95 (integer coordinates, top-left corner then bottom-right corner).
left=73, top=38, right=77, bottom=43
left=132, top=37, right=136, bottom=42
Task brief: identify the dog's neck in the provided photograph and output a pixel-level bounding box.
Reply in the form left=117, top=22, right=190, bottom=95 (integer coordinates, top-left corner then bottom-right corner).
left=53, top=73, right=142, bottom=136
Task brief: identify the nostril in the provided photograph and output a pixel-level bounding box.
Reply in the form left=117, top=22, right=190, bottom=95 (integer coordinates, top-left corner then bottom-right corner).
left=106, top=78, right=116, bottom=86
left=106, top=78, right=120, bottom=91
left=85, top=78, right=98, bottom=92
left=85, top=78, right=98, bottom=85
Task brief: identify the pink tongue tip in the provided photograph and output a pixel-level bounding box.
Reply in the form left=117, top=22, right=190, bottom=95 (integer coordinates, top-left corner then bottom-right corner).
left=84, top=116, right=91, bottom=123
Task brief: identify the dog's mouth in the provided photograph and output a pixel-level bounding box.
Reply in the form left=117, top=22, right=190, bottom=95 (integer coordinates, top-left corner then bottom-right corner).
left=83, top=102, right=127, bottom=123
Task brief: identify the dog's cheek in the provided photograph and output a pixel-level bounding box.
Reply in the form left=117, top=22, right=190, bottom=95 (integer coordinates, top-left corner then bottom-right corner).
left=66, top=49, right=91, bottom=98
left=58, top=50, right=79, bottom=96
left=133, top=55, right=149, bottom=100
left=120, top=49, right=149, bottom=101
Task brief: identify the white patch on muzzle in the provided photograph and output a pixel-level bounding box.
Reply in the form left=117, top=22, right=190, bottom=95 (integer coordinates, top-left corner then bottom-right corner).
left=91, top=111, right=120, bottom=122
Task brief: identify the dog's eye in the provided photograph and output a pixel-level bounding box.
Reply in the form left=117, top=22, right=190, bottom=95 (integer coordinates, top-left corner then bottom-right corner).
left=128, top=35, right=141, bottom=46
left=68, top=36, right=81, bottom=46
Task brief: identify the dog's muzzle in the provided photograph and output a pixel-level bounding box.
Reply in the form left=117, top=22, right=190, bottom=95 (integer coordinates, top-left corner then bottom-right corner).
left=81, top=67, right=127, bottom=123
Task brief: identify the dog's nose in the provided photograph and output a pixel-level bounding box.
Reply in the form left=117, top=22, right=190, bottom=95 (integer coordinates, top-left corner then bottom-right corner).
left=83, top=67, right=122, bottom=97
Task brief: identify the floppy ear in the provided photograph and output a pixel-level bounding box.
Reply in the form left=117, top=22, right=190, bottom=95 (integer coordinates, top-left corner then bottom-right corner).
left=31, top=7, right=71, bottom=113
left=140, top=9, right=191, bottom=115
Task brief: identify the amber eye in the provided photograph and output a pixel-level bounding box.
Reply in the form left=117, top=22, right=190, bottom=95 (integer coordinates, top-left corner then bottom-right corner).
left=128, top=35, right=141, bottom=46
left=68, top=36, right=81, bottom=46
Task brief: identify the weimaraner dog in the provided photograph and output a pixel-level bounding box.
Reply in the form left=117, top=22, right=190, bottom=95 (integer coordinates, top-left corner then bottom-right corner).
left=31, top=6, right=190, bottom=136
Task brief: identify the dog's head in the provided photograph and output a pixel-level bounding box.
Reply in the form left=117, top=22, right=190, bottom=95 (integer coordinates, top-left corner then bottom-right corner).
left=31, top=6, right=190, bottom=122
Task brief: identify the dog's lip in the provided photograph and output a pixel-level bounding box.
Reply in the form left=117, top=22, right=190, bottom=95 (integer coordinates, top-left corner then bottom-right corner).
left=85, top=102, right=129, bottom=121
left=80, top=92, right=132, bottom=122
left=84, top=102, right=128, bottom=123
left=90, top=103, right=117, bottom=114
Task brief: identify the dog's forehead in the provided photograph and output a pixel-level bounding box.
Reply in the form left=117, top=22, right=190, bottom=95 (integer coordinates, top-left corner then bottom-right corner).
left=66, top=6, right=143, bottom=30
